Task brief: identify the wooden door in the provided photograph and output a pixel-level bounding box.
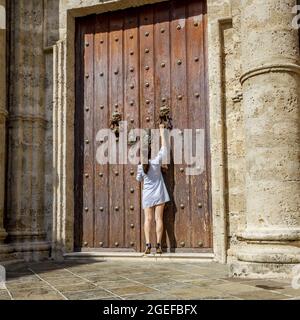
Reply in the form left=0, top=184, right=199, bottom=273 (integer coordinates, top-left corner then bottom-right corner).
left=75, top=0, right=212, bottom=252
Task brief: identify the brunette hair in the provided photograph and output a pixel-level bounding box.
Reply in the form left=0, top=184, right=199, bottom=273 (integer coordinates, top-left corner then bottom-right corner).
left=142, top=143, right=151, bottom=174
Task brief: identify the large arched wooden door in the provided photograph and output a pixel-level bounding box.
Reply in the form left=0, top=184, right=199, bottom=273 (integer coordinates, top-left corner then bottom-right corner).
left=74, top=0, right=212, bottom=252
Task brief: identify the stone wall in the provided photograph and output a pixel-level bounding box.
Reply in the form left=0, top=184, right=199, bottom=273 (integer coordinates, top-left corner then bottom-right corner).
left=0, top=0, right=8, bottom=253
left=221, top=1, right=246, bottom=254
left=7, top=0, right=250, bottom=261
left=1, top=0, right=299, bottom=278
left=207, top=0, right=247, bottom=262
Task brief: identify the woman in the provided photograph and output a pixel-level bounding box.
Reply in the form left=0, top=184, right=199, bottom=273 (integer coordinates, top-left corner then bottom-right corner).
left=136, top=124, right=170, bottom=254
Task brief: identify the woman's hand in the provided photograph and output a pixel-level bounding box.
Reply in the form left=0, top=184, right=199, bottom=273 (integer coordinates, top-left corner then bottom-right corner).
left=159, top=124, right=166, bottom=147
left=159, top=124, right=165, bottom=136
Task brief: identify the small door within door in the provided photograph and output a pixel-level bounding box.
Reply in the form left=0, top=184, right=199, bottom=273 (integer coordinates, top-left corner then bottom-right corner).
left=75, top=0, right=212, bottom=252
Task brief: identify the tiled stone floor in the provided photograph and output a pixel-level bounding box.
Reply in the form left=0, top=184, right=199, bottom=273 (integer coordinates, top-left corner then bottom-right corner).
left=0, top=259, right=299, bottom=300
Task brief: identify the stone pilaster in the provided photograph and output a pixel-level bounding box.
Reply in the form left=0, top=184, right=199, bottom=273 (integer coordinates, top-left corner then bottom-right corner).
left=52, top=39, right=70, bottom=259
left=0, top=0, right=9, bottom=257
left=6, top=0, right=50, bottom=260
left=231, top=0, right=300, bottom=278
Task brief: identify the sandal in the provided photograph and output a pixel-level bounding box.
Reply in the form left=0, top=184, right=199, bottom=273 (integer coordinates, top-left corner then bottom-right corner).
left=144, top=243, right=151, bottom=254
left=155, top=243, right=162, bottom=254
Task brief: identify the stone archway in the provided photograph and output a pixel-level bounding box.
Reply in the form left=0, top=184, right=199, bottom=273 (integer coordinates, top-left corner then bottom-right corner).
left=51, top=0, right=227, bottom=261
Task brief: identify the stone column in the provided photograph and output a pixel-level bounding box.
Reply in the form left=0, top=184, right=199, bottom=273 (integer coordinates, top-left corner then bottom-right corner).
left=0, top=0, right=8, bottom=249
left=231, top=0, right=300, bottom=278
left=6, top=0, right=49, bottom=260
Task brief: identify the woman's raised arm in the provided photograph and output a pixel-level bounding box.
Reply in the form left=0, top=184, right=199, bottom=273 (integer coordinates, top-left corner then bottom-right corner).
left=159, top=124, right=166, bottom=148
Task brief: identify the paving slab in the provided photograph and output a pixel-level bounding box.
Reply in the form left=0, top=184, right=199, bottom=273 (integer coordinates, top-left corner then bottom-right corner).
left=9, top=287, right=64, bottom=300
left=109, top=285, right=156, bottom=297
left=64, top=288, right=114, bottom=300
left=0, top=290, right=11, bottom=300
left=0, top=259, right=297, bottom=300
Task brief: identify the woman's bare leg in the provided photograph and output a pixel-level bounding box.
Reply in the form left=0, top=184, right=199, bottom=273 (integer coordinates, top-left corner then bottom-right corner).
left=144, top=207, right=154, bottom=244
left=154, top=203, right=165, bottom=244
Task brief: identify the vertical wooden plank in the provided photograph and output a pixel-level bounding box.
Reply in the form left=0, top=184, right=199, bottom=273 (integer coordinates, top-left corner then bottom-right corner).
left=123, top=9, right=141, bottom=251
left=74, top=18, right=85, bottom=250
left=187, top=0, right=211, bottom=248
left=94, top=14, right=109, bottom=248
left=109, top=12, right=125, bottom=248
left=82, top=17, right=95, bottom=248
left=170, top=0, right=191, bottom=249
left=139, top=5, right=156, bottom=248
left=187, top=0, right=203, bottom=249
left=154, top=3, right=171, bottom=108
left=154, top=2, right=174, bottom=250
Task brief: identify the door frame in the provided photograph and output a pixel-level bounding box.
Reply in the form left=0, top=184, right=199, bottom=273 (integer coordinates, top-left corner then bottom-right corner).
left=52, top=0, right=230, bottom=263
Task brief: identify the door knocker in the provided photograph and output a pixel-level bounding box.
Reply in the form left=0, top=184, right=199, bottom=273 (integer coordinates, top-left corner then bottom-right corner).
left=110, top=110, right=122, bottom=138
left=158, top=105, right=173, bottom=130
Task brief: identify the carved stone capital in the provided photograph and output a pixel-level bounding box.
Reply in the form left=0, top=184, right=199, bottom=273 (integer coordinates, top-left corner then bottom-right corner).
left=8, top=114, right=48, bottom=128
left=240, top=63, right=300, bottom=84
